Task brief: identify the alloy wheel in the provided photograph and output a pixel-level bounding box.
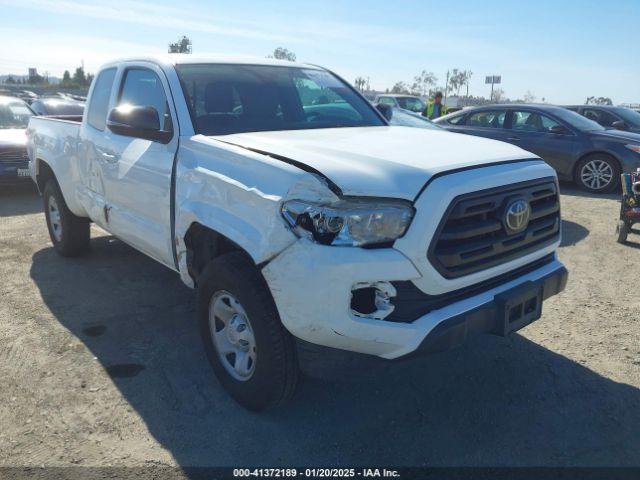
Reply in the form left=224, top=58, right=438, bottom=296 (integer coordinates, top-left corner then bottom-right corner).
left=580, top=159, right=613, bottom=190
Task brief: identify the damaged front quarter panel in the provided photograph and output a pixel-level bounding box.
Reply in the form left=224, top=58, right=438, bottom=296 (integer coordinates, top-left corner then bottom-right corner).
left=173, top=137, right=342, bottom=287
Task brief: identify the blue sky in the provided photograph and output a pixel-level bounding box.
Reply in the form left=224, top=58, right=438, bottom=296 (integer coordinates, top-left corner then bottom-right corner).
left=1, top=0, right=638, bottom=103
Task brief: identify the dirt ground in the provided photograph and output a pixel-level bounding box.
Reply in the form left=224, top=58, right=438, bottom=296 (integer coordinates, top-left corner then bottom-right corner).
left=0, top=183, right=638, bottom=470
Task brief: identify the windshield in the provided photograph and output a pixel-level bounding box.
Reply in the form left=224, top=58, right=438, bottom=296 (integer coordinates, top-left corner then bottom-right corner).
left=0, top=99, right=33, bottom=129
left=395, top=97, right=425, bottom=113
left=176, top=64, right=385, bottom=135
left=553, top=108, right=605, bottom=132
left=388, top=108, right=440, bottom=129
left=614, top=107, right=640, bottom=127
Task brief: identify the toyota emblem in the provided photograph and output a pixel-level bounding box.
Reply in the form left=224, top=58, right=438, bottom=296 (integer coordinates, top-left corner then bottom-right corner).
left=504, top=199, right=531, bottom=233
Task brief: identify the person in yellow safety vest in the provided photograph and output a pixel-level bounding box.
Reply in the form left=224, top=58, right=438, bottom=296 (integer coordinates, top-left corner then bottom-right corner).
left=422, top=91, right=448, bottom=119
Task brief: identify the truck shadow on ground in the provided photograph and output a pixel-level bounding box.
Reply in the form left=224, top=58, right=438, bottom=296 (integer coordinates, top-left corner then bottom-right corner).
left=560, top=219, right=589, bottom=247
left=30, top=236, right=640, bottom=468
left=0, top=185, right=41, bottom=217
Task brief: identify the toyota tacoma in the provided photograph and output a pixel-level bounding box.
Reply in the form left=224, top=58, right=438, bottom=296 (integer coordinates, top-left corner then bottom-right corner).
left=27, top=56, right=568, bottom=410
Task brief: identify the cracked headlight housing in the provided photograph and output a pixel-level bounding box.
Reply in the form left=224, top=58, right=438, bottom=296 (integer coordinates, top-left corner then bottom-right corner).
left=281, top=198, right=414, bottom=247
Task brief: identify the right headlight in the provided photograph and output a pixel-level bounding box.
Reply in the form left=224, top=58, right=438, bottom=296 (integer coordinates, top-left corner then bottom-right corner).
left=281, top=198, right=414, bottom=247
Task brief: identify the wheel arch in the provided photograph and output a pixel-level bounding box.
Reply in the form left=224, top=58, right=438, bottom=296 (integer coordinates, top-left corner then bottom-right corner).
left=35, top=158, right=56, bottom=192
left=573, top=150, right=622, bottom=178
left=182, top=222, right=257, bottom=286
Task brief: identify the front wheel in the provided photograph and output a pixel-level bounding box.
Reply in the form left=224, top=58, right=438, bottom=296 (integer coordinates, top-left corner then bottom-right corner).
left=197, top=252, right=299, bottom=411
left=575, top=154, right=620, bottom=193
left=43, top=180, right=90, bottom=257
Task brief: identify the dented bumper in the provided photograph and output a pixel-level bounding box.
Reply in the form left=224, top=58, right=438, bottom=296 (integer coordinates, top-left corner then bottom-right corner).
left=262, top=239, right=566, bottom=359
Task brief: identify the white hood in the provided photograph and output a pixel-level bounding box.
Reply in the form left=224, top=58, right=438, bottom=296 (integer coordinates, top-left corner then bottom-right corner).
left=213, top=126, right=539, bottom=200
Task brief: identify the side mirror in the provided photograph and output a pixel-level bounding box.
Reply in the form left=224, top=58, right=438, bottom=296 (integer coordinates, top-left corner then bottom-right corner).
left=107, top=105, right=172, bottom=143
left=612, top=120, right=629, bottom=131
left=549, top=124, right=569, bottom=135
left=376, top=103, right=393, bottom=121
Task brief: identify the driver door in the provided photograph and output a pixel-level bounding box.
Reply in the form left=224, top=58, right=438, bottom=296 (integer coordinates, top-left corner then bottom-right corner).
left=506, top=109, right=578, bottom=177
left=98, top=63, right=179, bottom=268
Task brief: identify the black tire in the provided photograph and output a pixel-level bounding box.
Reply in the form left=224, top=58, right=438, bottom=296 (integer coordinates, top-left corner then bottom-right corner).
left=43, top=179, right=90, bottom=257
left=617, top=220, right=629, bottom=244
left=574, top=154, right=620, bottom=193
left=197, top=252, right=299, bottom=411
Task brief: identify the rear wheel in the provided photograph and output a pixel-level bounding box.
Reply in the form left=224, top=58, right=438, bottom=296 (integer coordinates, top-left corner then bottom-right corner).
left=575, top=154, right=620, bottom=193
left=43, top=180, right=90, bottom=257
left=197, top=252, right=299, bottom=411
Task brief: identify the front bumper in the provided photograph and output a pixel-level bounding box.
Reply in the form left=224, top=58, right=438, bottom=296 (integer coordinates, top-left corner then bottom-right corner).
left=262, top=239, right=567, bottom=359
left=410, top=263, right=567, bottom=358
left=0, top=155, right=31, bottom=184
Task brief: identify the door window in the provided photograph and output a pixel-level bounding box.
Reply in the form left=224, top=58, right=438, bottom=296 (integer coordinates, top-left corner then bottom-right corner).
left=447, top=114, right=466, bottom=125
left=583, top=108, right=617, bottom=127
left=510, top=110, right=560, bottom=133
left=118, top=68, right=171, bottom=130
left=467, top=110, right=505, bottom=128
left=87, top=67, right=116, bottom=131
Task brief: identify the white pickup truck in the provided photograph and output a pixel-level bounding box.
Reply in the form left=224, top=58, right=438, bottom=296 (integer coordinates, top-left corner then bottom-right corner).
left=27, top=55, right=567, bottom=410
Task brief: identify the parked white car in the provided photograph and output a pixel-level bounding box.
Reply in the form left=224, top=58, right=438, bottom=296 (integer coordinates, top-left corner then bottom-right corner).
left=27, top=55, right=567, bottom=410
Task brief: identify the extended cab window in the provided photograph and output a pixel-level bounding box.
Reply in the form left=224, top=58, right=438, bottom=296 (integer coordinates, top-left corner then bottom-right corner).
left=176, top=64, right=385, bottom=136
left=468, top=110, right=505, bottom=128
left=87, top=67, right=116, bottom=130
left=118, top=68, right=172, bottom=130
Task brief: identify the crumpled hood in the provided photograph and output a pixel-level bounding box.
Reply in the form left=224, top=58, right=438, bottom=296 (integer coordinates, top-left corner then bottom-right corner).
left=0, top=128, right=27, bottom=147
left=212, top=126, right=539, bottom=200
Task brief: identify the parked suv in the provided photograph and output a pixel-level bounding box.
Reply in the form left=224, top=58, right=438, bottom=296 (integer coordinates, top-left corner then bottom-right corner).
left=28, top=56, right=567, bottom=410
left=435, top=104, right=640, bottom=193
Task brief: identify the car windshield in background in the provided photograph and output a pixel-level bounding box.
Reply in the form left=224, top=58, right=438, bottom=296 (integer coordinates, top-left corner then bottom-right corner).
left=388, top=108, right=440, bottom=129
left=553, top=108, right=605, bottom=132
left=614, top=107, right=640, bottom=127
left=175, top=64, right=385, bottom=135
left=395, top=97, right=425, bottom=113
left=0, top=98, right=33, bottom=129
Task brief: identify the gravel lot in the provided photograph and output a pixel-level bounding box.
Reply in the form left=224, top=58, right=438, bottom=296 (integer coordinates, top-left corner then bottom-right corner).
left=0, top=183, right=639, bottom=470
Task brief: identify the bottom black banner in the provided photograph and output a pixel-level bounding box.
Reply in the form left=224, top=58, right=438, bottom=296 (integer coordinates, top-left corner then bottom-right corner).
left=1, top=467, right=639, bottom=480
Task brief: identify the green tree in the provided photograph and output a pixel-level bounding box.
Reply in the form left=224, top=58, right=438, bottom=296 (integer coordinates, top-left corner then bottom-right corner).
left=354, top=76, right=367, bottom=92
left=585, top=96, right=612, bottom=105
left=5, top=75, right=16, bottom=84
left=391, top=81, right=410, bottom=94
left=168, top=36, right=192, bottom=53
left=269, top=47, right=296, bottom=61
left=72, top=67, right=86, bottom=86
left=411, top=70, right=437, bottom=97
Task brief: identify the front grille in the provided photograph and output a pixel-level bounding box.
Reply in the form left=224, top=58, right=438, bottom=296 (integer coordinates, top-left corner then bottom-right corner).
left=428, top=178, right=560, bottom=279
left=0, top=149, right=29, bottom=167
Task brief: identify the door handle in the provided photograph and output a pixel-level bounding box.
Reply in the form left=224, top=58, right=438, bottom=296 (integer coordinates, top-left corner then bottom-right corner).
left=507, top=136, right=521, bottom=141
left=100, top=152, right=119, bottom=164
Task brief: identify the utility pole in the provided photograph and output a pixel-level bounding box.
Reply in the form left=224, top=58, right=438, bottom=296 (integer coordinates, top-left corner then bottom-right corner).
left=444, top=70, right=450, bottom=106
